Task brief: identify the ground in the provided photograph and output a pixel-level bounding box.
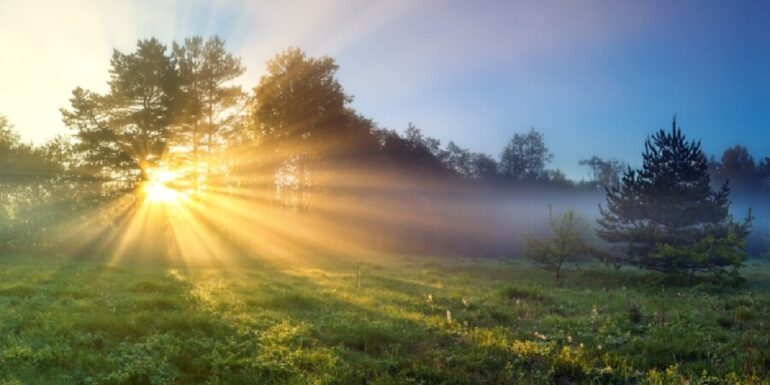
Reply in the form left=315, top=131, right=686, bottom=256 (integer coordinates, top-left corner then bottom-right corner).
left=0, top=254, right=767, bottom=384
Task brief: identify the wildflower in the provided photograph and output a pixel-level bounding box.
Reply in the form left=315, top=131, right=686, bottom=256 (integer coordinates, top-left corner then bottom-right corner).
left=446, top=309, right=452, bottom=323
left=461, top=297, right=470, bottom=308
left=592, top=306, right=600, bottom=316
left=566, top=334, right=573, bottom=344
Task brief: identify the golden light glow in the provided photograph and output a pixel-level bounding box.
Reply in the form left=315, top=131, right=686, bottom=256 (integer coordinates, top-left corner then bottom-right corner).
left=144, top=181, right=177, bottom=203
left=142, top=168, right=184, bottom=204
left=51, top=139, right=489, bottom=270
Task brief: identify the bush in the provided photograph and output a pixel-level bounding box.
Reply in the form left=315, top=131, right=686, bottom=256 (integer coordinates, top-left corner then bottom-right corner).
left=524, top=207, right=591, bottom=284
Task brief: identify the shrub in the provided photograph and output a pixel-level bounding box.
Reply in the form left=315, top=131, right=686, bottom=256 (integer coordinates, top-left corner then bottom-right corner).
left=524, top=206, right=591, bottom=284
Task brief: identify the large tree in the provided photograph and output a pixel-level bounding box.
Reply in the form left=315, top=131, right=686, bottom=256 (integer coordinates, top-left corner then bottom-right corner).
left=597, top=119, right=752, bottom=276
left=61, top=38, right=178, bottom=183
left=251, top=48, right=351, bottom=153
left=172, top=36, right=244, bottom=163
left=249, top=48, right=381, bottom=207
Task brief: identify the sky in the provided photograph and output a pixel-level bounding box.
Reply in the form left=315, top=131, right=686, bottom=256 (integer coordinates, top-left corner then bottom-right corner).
left=0, top=0, right=768, bottom=179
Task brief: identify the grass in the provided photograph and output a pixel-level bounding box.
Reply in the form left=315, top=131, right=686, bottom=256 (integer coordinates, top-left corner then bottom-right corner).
left=0, top=255, right=767, bottom=384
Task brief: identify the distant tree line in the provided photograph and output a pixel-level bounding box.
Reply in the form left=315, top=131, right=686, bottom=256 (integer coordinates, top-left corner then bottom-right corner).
left=0, top=36, right=767, bottom=260
left=709, top=145, right=770, bottom=195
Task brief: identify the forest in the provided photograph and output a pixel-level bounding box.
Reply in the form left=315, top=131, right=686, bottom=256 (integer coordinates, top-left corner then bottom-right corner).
left=1, top=37, right=768, bottom=260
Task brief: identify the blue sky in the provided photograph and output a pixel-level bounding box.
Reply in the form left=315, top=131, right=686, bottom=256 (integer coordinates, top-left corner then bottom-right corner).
left=0, top=0, right=767, bottom=178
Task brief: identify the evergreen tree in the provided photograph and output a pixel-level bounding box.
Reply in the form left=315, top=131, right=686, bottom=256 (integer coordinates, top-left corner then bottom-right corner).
left=597, top=118, right=752, bottom=277
left=61, top=38, right=178, bottom=183
left=172, top=36, right=244, bottom=162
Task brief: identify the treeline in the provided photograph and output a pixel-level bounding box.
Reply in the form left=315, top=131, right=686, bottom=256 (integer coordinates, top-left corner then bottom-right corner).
left=0, top=36, right=768, bottom=258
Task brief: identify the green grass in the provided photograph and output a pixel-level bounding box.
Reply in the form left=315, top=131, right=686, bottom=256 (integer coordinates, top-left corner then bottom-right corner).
left=0, top=255, right=767, bottom=384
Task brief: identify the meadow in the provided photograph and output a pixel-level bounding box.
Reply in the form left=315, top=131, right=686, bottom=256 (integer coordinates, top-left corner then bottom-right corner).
left=0, top=254, right=767, bottom=385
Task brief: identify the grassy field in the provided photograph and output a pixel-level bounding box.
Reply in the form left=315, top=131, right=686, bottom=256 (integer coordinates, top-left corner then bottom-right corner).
left=0, top=254, right=767, bottom=384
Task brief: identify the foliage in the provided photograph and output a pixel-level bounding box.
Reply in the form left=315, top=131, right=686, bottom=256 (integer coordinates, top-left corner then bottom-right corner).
left=442, top=140, right=499, bottom=179
left=579, top=156, right=628, bottom=188
left=0, top=255, right=767, bottom=384
left=499, top=128, right=553, bottom=181
left=61, top=38, right=178, bottom=182
left=713, top=145, right=763, bottom=192
left=597, top=119, right=753, bottom=277
left=171, top=36, right=245, bottom=171
left=3, top=36, right=769, bottom=258
left=249, top=47, right=377, bottom=163
left=0, top=116, right=88, bottom=251
left=525, top=207, right=591, bottom=283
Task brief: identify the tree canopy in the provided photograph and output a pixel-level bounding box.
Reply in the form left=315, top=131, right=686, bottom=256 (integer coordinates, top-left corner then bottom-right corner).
left=61, top=38, right=177, bottom=182
left=499, top=128, right=553, bottom=181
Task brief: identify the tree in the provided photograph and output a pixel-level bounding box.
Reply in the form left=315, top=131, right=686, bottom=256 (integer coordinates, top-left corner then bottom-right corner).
left=0, top=115, right=60, bottom=179
left=715, top=145, right=759, bottom=192
left=525, top=207, right=591, bottom=284
left=405, top=123, right=442, bottom=158
left=499, top=128, right=552, bottom=181
left=61, top=38, right=178, bottom=183
left=758, top=157, right=770, bottom=188
left=470, top=153, right=498, bottom=179
left=249, top=48, right=380, bottom=207
left=547, top=169, right=571, bottom=186
left=441, top=141, right=500, bottom=179
left=579, top=156, right=627, bottom=188
left=445, top=141, right=473, bottom=177
left=251, top=48, right=352, bottom=153
left=171, top=36, right=245, bottom=165
left=0, top=115, right=20, bottom=146
left=0, top=115, right=73, bottom=251
left=372, top=126, right=446, bottom=174
left=395, top=123, right=448, bottom=171
left=597, top=118, right=752, bottom=277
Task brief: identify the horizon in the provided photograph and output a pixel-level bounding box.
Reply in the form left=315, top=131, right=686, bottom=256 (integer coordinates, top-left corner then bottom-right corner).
left=0, top=0, right=768, bottom=179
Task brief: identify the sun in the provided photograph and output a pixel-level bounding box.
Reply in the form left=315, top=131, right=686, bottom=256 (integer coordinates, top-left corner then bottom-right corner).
left=144, top=181, right=179, bottom=203
left=142, top=168, right=184, bottom=203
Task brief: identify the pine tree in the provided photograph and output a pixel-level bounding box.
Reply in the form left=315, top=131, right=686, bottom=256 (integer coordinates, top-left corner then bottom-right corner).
left=61, top=38, right=178, bottom=183
left=597, top=118, right=752, bottom=277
